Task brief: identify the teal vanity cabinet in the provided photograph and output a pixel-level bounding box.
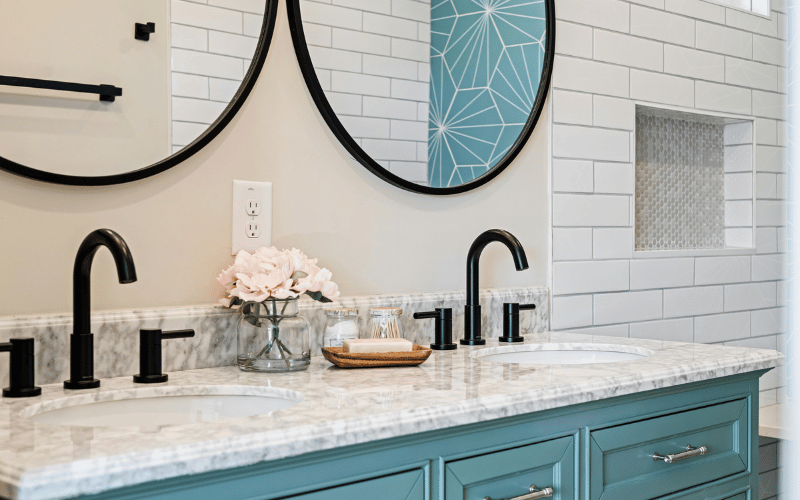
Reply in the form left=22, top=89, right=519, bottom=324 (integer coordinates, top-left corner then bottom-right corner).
left=81, top=370, right=764, bottom=500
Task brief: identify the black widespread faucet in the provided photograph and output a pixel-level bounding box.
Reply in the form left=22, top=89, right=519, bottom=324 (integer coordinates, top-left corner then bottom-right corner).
left=64, top=229, right=137, bottom=390
left=463, top=230, right=529, bottom=346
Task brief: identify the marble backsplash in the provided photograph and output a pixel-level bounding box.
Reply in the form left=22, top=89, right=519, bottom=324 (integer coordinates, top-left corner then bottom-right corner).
left=0, top=286, right=548, bottom=387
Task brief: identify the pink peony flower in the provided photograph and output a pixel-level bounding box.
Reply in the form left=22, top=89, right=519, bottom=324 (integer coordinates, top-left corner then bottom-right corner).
left=320, top=280, right=340, bottom=301
left=217, top=247, right=339, bottom=305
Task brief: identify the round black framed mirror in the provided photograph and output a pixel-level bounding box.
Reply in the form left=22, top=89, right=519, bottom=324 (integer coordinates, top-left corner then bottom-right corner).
left=288, top=0, right=555, bottom=195
left=0, top=0, right=278, bottom=186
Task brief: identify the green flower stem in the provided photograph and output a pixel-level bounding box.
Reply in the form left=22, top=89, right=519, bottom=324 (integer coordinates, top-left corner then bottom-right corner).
left=242, top=299, right=294, bottom=369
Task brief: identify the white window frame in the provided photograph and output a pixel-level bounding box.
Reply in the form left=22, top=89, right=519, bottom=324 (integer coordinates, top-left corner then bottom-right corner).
left=700, top=0, right=772, bottom=19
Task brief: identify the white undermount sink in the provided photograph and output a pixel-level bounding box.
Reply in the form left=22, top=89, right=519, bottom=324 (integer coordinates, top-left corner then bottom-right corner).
left=24, top=386, right=303, bottom=428
left=472, top=343, right=655, bottom=365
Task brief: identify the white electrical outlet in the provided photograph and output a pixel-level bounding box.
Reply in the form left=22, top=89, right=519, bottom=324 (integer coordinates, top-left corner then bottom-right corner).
left=246, top=222, right=261, bottom=238
left=246, top=199, right=261, bottom=216
left=232, top=180, right=271, bottom=254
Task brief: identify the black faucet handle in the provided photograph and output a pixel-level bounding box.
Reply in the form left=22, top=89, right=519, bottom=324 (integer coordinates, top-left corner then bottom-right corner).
left=414, top=309, right=456, bottom=351
left=1, top=338, right=42, bottom=398
left=502, top=303, right=537, bottom=315
left=500, top=303, right=536, bottom=343
left=134, top=329, right=195, bottom=384
left=413, top=310, right=440, bottom=320
left=160, top=329, right=195, bottom=340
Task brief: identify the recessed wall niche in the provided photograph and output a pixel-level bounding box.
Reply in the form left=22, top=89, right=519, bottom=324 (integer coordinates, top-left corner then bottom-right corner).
left=634, top=105, right=756, bottom=256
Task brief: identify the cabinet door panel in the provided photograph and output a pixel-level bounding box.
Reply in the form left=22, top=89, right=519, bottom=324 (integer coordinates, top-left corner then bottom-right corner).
left=445, top=436, right=575, bottom=500
left=284, top=468, right=424, bottom=500
left=589, top=399, right=748, bottom=500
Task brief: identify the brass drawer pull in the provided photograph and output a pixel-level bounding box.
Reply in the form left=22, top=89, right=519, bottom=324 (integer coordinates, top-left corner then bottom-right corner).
left=652, top=445, right=709, bottom=463
left=484, top=484, right=554, bottom=500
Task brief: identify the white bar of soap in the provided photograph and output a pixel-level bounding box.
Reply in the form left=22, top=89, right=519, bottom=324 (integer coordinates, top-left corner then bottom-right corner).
left=342, top=338, right=413, bottom=353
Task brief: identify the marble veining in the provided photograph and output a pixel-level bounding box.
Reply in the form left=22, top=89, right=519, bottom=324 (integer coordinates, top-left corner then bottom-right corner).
left=0, top=287, right=549, bottom=387
left=0, top=331, right=782, bottom=500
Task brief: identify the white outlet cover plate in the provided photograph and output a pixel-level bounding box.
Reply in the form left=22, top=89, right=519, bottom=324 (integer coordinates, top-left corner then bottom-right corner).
left=232, top=180, right=272, bottom=254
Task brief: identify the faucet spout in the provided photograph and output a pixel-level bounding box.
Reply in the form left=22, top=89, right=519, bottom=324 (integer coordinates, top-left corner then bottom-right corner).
left=463, top=229, right=528, bottom=346
left=66, top=229, right=137, bottom=390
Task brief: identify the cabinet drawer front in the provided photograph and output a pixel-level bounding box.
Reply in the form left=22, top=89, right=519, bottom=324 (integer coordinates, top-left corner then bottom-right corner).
left=445, top=436, right=575, bottom=500
left=589, top=399, right=749, bottom=500
left=667, top=490, right=747, bottom=500
left=285, top=468, right=425, bottom=500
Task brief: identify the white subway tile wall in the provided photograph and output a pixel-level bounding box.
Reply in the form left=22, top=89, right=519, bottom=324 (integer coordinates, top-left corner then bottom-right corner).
left=170, top=0, right=265, bottom=150
left=721, top=122, right=757, bottom=248
left=550, top=0, right=787, bottom=432
left=300, top=0, right=431, bottom=186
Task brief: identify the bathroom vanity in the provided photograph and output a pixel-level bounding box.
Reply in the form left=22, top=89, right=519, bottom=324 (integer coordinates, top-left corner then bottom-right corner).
left=0, top=332, right=781, bottom=500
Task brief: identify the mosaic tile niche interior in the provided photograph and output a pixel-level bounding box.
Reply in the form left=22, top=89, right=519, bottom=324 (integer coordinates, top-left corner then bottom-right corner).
left=635, top=106, right=755, bottom=252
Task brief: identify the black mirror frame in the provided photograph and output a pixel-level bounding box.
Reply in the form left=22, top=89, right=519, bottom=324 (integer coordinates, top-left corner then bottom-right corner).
left=287, top=0, right=555, bottom=196
left=0, top=0, right=279, bottom=186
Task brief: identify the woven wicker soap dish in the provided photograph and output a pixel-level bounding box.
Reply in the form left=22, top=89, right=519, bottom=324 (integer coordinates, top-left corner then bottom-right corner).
left=322, top=345, right=432, bottom=368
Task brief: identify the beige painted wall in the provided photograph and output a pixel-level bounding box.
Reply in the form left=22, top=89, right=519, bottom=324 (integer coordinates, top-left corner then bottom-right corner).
left=0, top=1, right=549, bottom=317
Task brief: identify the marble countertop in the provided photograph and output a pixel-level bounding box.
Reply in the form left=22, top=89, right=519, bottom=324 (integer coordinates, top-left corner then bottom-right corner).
left=0, top=332, right=782, bottom=500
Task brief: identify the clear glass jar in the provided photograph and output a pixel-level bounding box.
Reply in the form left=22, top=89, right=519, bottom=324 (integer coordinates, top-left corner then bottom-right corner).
left=368, top=307, right=403, bottom=339
left=323, top=308, right=359, bottom=348
left=237, top=298, right=310, bottom=372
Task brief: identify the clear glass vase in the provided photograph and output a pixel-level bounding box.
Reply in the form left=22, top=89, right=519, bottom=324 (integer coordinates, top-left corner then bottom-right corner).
left=237, top=298, right=310, bottom=372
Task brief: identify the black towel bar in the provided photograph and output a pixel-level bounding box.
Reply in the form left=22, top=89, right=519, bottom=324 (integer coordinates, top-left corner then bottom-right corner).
left=0, top=75, right=122, bottom=102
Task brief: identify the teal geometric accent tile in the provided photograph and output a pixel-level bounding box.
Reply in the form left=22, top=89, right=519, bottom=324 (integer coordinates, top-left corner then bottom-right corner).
left=429, top=0, right=547, bottom=187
